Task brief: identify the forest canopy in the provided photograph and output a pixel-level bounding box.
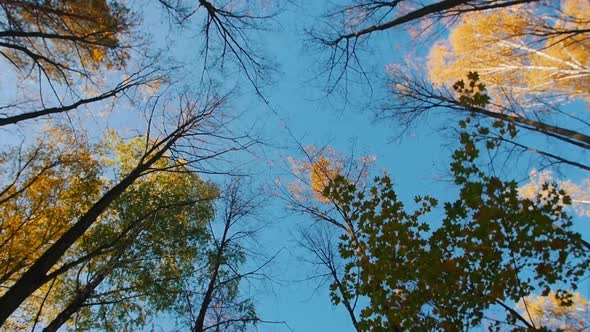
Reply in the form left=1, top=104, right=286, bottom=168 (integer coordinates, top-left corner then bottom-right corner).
left=0, top=0, right=588, bottom=331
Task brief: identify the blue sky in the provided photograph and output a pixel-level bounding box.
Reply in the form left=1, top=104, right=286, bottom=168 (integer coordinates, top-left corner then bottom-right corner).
left=0, top=1, right=589, bottom=331
left=134, top=2, right=466, bottom=331
left=202, top=3, right=590, bottom=331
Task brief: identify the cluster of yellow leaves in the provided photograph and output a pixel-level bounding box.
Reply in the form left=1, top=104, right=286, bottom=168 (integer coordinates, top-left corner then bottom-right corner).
left=287, top=146, right=340, bottom=204
left=519, top=169, right=590, bottom=217
left=428, top=0, right=590, bottom=104
left=517, top=292, right=589, bottom=331
left=53, top=0, right=124, bottom=69
left=0, top=126, right=218, bottom=330
left=0, top=128, right=102, bottom=287
left=309, top=155, right=342, bottom=203
left=0, top=127, right=103, bottom=328
left=11, top=0, right=129, bottom=81
left=287, top=146, right=371, bottom=204
left=287, top=147, right=375, bottom=204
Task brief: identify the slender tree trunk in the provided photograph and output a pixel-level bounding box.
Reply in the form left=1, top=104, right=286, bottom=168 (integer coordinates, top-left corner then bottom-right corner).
left=193, top=260, right=220, bottom=332
left=42, top=258, right=119, bottom=332
left=328, top=266, right=360, bottom=332
left=0, top=134, right=179, bottom=325
left=193, top=217, right=231, bottom=332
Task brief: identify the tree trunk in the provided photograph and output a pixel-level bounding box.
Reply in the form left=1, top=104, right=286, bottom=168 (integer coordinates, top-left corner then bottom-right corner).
left=42, top=259, right=117, bottom=332
left=0, top=134, right=179, bottom=325
left=193, top=216, right=231, bottom=332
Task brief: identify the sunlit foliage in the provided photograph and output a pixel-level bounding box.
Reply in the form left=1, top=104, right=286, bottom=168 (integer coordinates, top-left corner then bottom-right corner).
left=517, top=292, right=590, bottom=331
left=428, top=0, right=590, bottom=104
left=520, top=170, right=590, bottom=218
left=0, top=0, right=132, bottom=82
left=0, top=127, right=102, bottom=289
left=63, top=132, right=218, bottom=331
left=0, top=128, right=219, bottom=330
left=287, top=146, right=373, bottom=204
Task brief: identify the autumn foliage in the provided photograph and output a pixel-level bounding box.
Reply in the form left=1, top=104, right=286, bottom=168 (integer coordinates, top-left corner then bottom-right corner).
left=1, top=0, right=590, bottom=331
left=428, top=0, right=590, bottom=103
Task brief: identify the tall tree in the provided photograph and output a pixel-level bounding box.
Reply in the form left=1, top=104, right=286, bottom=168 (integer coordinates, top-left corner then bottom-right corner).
left=0, top=127, right=103, bottom=331
left=283, top=125, right=590, bottom=331
left=0, top=127, right=103, bottom=289
left=384, top=71, right=590, bottom=172
left=0, top=0, right=163, bottom=128
left=375, top=1, right=589, bottom=187
left=0, top=0, right=274, bottom=326
left=310, top=0, right=539, bottom=93
left=0, top=89, right=251, bottom=325
left=38, top=132, right=219, bottom=332
left=169, top=180, right=281, bottom=332
left=428, top=0, right=590, bottom=103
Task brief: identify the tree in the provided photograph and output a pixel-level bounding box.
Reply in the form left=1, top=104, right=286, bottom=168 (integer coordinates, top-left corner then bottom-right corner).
left=0, top=127, right=102, bottom=290
left=301, top=4, right=590, bottom=326
left=517, top=292, right=590, bottom=331
left=0, top=88, right=253, bottom=325
left=384, top=71, right=590, bottom=172
left=298, top=224, right=362, bottom=332
left=282, top=122, right=589, bottom=330
left=0, top=127, right=103, bottom=331
left=428, top=0, right=590, bottom=103
left=0, top=0, right=163, bottom=128
left=0, top=124, right=270, bottom=331
left=284, top=144, right=374, bottom=245
left=0, top=0, right=273, bottom=327
left=174, top=180, right=281, bottom=332
left=0, top=126, right=219, bottom=331
left=0, top=0, right=133, bottom=84
left=377, top=1, right=589, bottom=181
left=39, top=132, right=219, bottom=332
left=310, top=0, right=538, bottom=93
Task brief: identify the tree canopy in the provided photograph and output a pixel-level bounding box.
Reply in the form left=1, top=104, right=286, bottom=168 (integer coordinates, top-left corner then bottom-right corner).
left=0, top=0, right=589, bottom=331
